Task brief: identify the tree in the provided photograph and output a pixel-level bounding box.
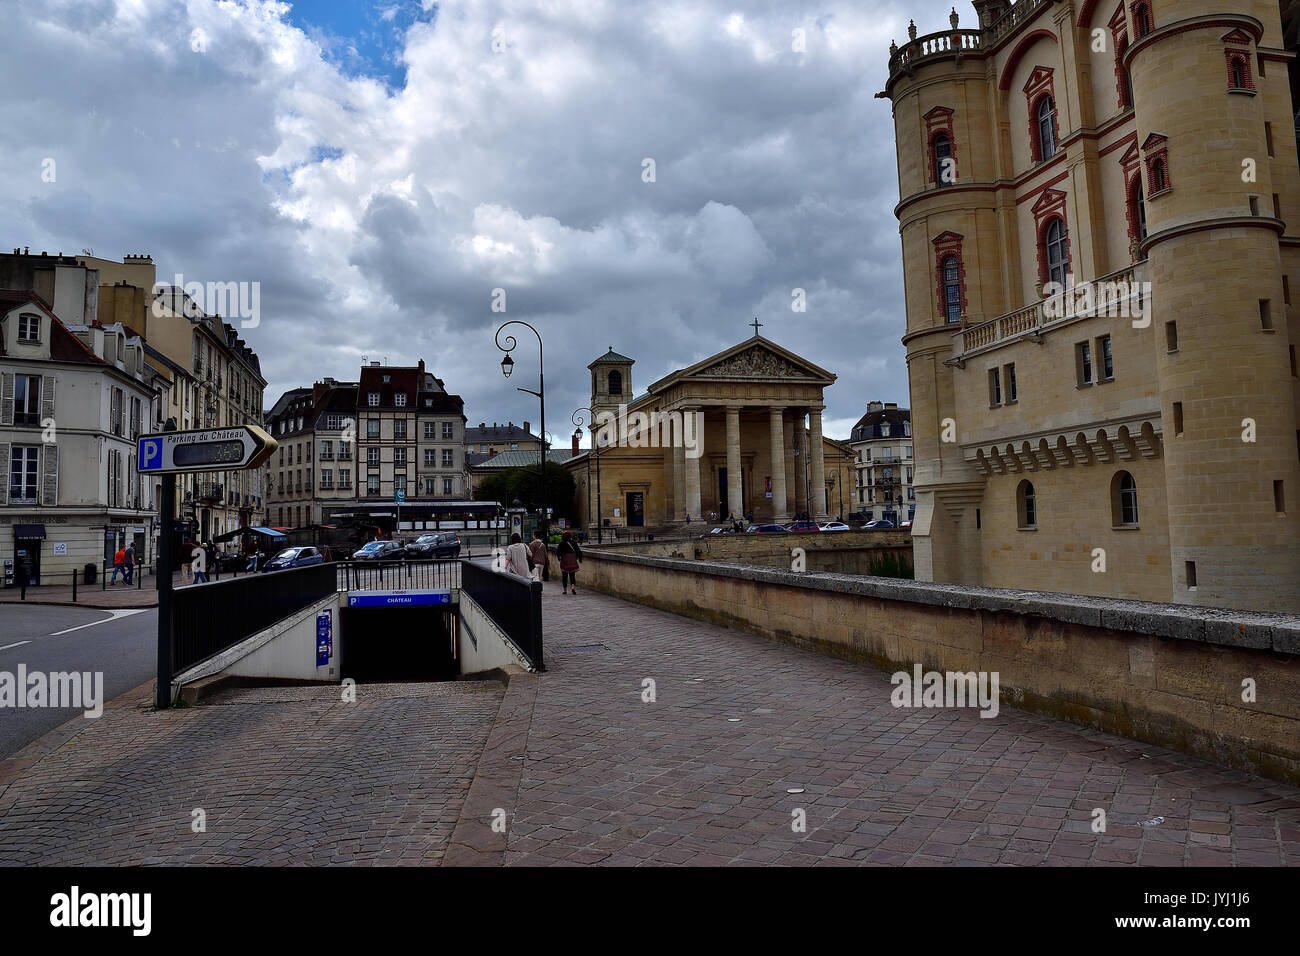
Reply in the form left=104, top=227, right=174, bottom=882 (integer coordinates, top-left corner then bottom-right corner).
left=475, top=462, right=576, bottom=520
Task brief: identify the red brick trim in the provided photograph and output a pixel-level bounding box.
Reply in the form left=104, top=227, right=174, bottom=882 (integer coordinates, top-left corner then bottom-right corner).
left=1031, top=190, right=1069, bottom=286
left=1123, top=17, right=1264, bottom=69
left=1016, top=171, right=1071, bottom=205
left=1125, top=170, right=1145, bottom=253
left=1225, top=49, right=1256, bottom=91
left=1024, top=66, right=1059, bottom=164
left=1141, top=132, right=1171, bottom=195
left=1100, top=130, right=1139, bottom=159
left=997, top=30, right=1059, bottom=91
left=924, top=106, right=957, bottom=186
left=1110, top=5, right=1132, bottom=109
left=1130, top=1, right=1153, bottom=39
left=933, top=232, right=968, bottom=324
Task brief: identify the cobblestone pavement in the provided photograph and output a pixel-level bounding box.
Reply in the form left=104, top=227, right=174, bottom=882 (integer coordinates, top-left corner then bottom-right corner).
left=504, top=584, right=1300, bottom=866
left=0, top=682, right=501, bottom=865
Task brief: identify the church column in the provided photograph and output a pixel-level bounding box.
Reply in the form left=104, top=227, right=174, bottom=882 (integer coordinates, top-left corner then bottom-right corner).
left=769, top=406, right=788, bottom=522
left=791, top=410, right=807, bottom=517
left=725, top=405, right=743, bottom=520
left=810, top=407, right=827, bottom=520
left=684, top=406, right=702, bottom=521
left=672, top=425, right=686, bottom=524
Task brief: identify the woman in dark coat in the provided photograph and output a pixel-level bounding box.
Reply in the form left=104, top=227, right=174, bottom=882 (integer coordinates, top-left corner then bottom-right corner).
left=557, top=530, right=584, bottom=594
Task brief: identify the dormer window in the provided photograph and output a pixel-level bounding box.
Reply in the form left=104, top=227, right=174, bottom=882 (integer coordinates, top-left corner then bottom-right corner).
left=382, top=374, right=391, bottom=383
left=17, top=313, right=40, bottom=342
left=881, top=423, right=891, bottom=437
left=368, top=392, right=380, bottom=406
left=395, top=393, right=407, bottom=407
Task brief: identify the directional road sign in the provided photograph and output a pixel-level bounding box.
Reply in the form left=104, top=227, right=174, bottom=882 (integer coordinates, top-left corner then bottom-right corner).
left=136, top=425, right=278, bottom=474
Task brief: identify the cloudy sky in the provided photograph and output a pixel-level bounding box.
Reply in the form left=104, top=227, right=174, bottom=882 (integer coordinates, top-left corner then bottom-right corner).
left=5, top=0, right=962, bottom=440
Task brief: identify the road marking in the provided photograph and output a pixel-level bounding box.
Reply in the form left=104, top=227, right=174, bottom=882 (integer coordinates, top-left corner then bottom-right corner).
left=0, top=641, right=32, bottom=652
left=49, top=608, right=150, bottom=636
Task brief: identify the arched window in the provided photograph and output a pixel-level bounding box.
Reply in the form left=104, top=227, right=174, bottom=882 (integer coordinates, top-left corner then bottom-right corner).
left=1037, top=96, right=1057, bottom=160
left=608, top=369, right=622, bottom=396
left=933, top=134, right=952, bottom=186
left=1136, top=180, right=1147, bottom=239
left=1117, top=38, right=1133, bottom=108
left=1017, top=479, right=1037, bottom=529
left=942, top=256, right=962, bottom=323
left=1151, top=158, right=1167, bottom=193
left=1112, top=471, right=1139, bottom=526
left=1045, top=219, right=1069, bottom=287
left=1133, top=3, right=1152, bottom=38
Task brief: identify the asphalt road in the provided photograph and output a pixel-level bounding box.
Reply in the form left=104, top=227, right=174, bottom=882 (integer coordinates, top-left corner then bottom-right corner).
left=0, top=605, right=157, bottom=759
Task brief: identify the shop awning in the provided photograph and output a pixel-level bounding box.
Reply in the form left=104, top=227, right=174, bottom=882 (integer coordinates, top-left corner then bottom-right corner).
left=12, top=524, right=45, bottom=539
left=251, top=527, right=288, bottom=538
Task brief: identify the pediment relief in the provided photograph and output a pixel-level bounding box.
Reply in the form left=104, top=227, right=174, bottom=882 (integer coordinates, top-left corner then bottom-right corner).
left=695, top=346, right=818, bottom=380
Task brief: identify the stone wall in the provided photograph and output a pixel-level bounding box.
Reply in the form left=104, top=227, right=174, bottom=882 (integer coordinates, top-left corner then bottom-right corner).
left=599, top=530, right=913, bottom=575
left=579, top=548, right=1300, bottom=784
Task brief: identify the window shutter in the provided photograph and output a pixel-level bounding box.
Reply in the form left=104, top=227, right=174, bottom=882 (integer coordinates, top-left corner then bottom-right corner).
left=0, top=373, right=13, bottom=425
left=0, top=442, right=8, bottom=506
left=41, top=443, right=58, bottom=506
left=41, top=374, right=55, bottom=422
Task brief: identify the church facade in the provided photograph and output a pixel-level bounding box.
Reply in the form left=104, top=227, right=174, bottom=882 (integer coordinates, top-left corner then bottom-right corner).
left=567, top=336, right=855, bottom=532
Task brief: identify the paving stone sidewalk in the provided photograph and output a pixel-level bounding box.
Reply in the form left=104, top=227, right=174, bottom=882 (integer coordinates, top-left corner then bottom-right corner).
left=502, top=584, right=1300, bottom=866
left=0, top=580, right=1297, bottom=865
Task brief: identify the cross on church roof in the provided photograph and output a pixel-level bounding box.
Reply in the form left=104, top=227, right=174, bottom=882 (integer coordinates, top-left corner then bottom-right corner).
left=750, top=317, right=763, bottom=336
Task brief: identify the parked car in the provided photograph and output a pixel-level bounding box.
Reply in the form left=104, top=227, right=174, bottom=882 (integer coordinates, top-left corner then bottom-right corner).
left=261, top=546, right=325, bottom=572
left=819, top=521, right=852, bottom=532
left=785, top=521, right=820, bottom=532
left=747, top=524, right=790, bottom=534
left=403, top=532, right=461, bottom=559
left=865, top=519, right=896, bottom=530
left=351, top=540, right=405, bottom=561
left=899, top=520, right=912, bottom=530
left=214, top=552, right=247, bottom=572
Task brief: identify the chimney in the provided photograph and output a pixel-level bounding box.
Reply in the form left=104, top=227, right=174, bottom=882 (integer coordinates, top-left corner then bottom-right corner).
left=489, top=448, right=496, bottom=458
left=418, top=359, right=425, bottom=379
left=572, top=432, right=580, bottom=456
left=523, top=420, right=530, bottom=435
left=868, top=400, right=884, bottom=412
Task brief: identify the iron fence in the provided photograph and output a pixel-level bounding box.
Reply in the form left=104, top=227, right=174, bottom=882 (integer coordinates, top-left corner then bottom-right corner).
left=335, top=559, right=460, bottom=592
left=459, top=559, right=543, bottom=669
left=171, top=562, right=336, bottom=675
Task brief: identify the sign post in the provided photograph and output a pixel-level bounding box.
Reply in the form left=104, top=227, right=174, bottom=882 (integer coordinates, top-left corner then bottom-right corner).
left=140, top=423, right=277, bottom=709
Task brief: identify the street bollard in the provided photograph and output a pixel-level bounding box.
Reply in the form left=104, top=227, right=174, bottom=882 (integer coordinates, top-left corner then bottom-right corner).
left=72, top=569, right=77, bottom=602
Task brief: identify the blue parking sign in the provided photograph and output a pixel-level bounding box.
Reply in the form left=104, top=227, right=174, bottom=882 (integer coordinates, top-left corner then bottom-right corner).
left=316, top=612, right=332, bottom=666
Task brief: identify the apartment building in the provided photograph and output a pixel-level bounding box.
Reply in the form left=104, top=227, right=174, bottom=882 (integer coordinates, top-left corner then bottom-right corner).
left=847, top=401, right=915, bottom=524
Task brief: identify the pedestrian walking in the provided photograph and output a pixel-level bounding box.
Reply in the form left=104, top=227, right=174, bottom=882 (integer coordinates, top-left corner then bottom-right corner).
left=557, top=530, right=583, bottom=594
left=181, top=538, right=194, bottom=585
left=527, top=531, right=549, bottom=587
left=110, top=545, right=127, bottom=585
left=124, top=543, right=136, bottom=585
left=192, top=541, right=209, bottom=584
left=504, top=532, right=531, bottom=579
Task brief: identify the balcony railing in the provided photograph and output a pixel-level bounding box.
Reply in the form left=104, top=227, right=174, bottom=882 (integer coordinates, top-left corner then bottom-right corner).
left=195, top=481, right=223, bottom=502
left=953, top=263, right=1143, bottom=359
left=889, top=28, right=982, bottom=79
left=986, top=0, right=1052, bottom=46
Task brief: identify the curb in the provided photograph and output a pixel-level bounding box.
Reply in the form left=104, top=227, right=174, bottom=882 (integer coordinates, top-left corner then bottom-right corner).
left=0, top=599, right=159, bottom=610
left=444, top=667, right=539, bottom=866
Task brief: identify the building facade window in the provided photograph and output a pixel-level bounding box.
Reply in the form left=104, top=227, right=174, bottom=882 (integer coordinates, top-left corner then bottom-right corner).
left=1131, top=2, right=1152, bottom=38
left=441, top=421, right=454, bottom=440
left=367, top=419, right=380, bottom=439
left=9, top=445, right=38, bottom=503
left=424, top=449, right=436, bottom=467
left=443, top=478, right=453, bottom=495
left=395, top=393, right=407, bottom=407
left=367, top=475, right=380, bottom=496
left=989, top=367, right=1002, bottom=406
left=1046, top=219, right=1069, bottom=287
left=1113, top=471, right=1139, bottom=526
left=394, top=420, right=407, bottom=440
left=1037, top=96, right=1057, bottom=160
left=367, top=447, right=380, bottom=465
left=608, top=370, right=622, bottom=395
left=1017, top=479, right=1037, bottom=529
left=442, top=448, right=455, bottom=468
left=933, top=134, right=952, bottom=186
left=424, top=422, right=436, bottom=439
left=368, top=392, right=380, bottom=406
left=17, top=314, right=39, bottom=342
left=14, top=375, right=40, bottom=426
left=394, top=448, right=407, bottom=467
left=1076, top=341, right=1094, bottom=385
left=1005, top=363, right=1018, bottom=402
left=932, top=232, right=967, bottom=324
left=1099, top=335, right=1114, bottom=379
left=942, top=257, right=961, bottom=323
left=924, top=105, right=957, bottom=186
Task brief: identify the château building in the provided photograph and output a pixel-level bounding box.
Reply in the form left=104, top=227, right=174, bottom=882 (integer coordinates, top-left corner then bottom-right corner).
left=883, top=0, right=1300, bottom=610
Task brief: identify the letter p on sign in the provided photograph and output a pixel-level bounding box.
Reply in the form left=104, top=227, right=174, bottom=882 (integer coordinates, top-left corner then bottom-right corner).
left=140, top=438, right=161, bottom=471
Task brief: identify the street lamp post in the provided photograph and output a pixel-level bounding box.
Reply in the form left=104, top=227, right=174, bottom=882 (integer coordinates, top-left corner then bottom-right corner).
left=572, top=407, right=602, bottom=544
left=496, top=321, right=547, bottom=541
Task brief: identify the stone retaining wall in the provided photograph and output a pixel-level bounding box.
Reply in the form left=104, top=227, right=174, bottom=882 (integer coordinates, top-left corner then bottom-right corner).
left=598, top=530, right=913, bottom=575
left=580, top=548, right=1300, bottom=784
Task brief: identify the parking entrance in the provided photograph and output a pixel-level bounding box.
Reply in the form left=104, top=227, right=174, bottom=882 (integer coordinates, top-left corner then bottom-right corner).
left=339, top=605, right=457, bottom=683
